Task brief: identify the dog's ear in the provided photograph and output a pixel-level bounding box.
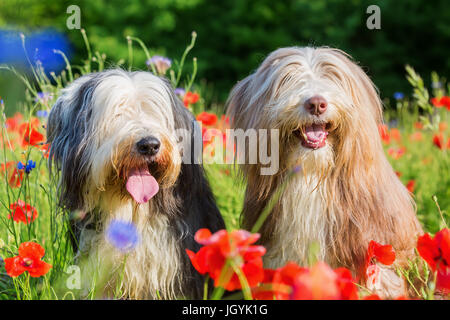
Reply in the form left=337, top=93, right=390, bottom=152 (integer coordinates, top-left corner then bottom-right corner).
left=226, top=48, right=303, bottom=130
left=159, top=77, right=202, bottom=165
left=47, top=75, right=97, bottom=211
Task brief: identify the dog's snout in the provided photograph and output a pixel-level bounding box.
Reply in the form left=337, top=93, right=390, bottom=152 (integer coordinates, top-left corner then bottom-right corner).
left=304, top=95, right=328, bottom=116
left=136, top=136, right=160, bottom=156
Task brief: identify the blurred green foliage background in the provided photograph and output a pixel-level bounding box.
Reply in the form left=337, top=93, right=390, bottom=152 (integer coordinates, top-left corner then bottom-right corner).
left=0, top=0, right=449, bottom=108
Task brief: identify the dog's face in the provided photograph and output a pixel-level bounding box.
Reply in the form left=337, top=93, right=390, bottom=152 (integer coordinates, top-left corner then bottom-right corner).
left=47, top=70, right=183, bottom=210
left=227, top=47, right=383, bottom=173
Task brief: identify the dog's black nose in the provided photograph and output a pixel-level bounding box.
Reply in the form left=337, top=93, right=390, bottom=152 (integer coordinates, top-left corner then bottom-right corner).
left=136, top=137, right=160, bottom=156
left=305, top=95, right=328, bottom=115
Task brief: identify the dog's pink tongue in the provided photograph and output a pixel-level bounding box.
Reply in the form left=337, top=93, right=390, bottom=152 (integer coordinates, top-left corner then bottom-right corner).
left=305, top=124, right=327, bottom=142
left=126, top=168, right=159, bottom=204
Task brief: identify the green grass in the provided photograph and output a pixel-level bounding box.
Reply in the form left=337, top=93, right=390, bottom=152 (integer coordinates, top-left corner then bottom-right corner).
left=205, top=164, right=245, bottom=230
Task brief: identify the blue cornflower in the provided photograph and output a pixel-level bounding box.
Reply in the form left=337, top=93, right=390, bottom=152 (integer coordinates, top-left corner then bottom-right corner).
left=393, top=92, right=404, bottom=100
left=17, top=160, right=36, bottom=174
left=36, top=110, right=48, bottom=118
left=17, top=162, right=25, bottom=170
left=106, top=220, right=139, bottom=253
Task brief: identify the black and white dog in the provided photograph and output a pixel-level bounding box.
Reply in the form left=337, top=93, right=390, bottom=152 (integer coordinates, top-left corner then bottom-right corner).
left=47, top=69, right=225, bottom=299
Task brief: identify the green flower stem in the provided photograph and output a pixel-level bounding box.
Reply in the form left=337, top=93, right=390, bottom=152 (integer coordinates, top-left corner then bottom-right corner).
left=210, top=260, right=233, bottom=300
left=175, top=31, right=197, bottom=88
left=230, top=261, right=252, bottom=300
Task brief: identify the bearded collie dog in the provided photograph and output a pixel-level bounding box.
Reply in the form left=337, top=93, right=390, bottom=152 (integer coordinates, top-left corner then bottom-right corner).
left=47, top=69, right=225, bottom=299
left=226, top=47, right=423, bottom=297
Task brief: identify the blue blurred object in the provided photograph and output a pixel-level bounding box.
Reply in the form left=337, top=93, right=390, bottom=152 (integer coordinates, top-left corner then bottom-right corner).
left=36, top=110, right=49, bottom=118
left=393, top=92, right=404, bottom=100
left=17, top=160, right=36, bottom=174
left=106, top=220, right=140, bottom=253
left=0, top=28, right=72, bottom=74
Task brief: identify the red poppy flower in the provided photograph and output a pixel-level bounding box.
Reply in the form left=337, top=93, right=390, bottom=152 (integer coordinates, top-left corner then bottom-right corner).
left=221, top=115, right=230, bottom=126
left=254, top=262, right=358, bottom=300
left=409, top=131, right=423, bottom=142
left=442, top=96, right=450, bottom=109
left=417, top=229, right=449, bottom=272
left=40, top=143, right=50, bottom=159
left=291, top=262, right=359, bottom=300
left=0, top=161, right=24, bottom=188
left=186, top=228, right=266, bottom=291
left=387, top=147, right=406, bottom=159
left=431, top=97, right=441, bottom=107
left=432, top=133, right=446, bottom=150
left=18, top=118, right=40, bottom=134
left=4, top=242, right=52, bottom=278
left=432, top=96, right=450, bottom=110
left=272, top=262, right=308, bottom=300
left=363, top=240, right=395, bottom=285
left=389, top=128, right=401, bottom=142
left=439, top=122, right=448, bottom=132
left=251, top=268, right=277, bottom=300
left=378, top=124, right=390, bottom=144
left=5, top=112, right=23, bottom=132
left=8, top=200, right=38, bottom=224
left=183, top=92, right=200, bottom=107
left=437, top=269, right=450, bottom=294
left=414, top=122, right=424, bottom=130
left=365, top=240, right=396, bottom=268
left=19, top=122, right=44, bottom=147
left=417, top=229, right=450, bottom=294
left=406, top=180, right=415, bottom=193
left=291, top=262, right=340, bottom=300
left=197, top=112, right=218, bottom=126
left=202, top=128, right=224, bottom=149
left=334, top=267, right=359, bottom=300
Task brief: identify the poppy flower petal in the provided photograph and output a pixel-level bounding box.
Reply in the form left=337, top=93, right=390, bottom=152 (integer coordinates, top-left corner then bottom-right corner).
left=194, top=228, right=212, bottom=244
left=417, top=233, right=439, bottom=271
left=4, top=256, right=26, bottom=277
left=366, top=240, right=396, bottom=267
left=436, top=268, right=450, bottom=294
left=435, top=228, right=450, bottom=269
left=373, top=244, right=396, bottom=266
left=27, top=260, right=52, bottom=278
left=18, top=242, right=45, bottom=260
left=334, top=267, right=359, bottom=300
left=241, top=245, right=266, bottom=261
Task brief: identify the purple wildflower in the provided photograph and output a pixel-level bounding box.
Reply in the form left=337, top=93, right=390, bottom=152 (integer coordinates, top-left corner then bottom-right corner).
left=36, top=110, right=48, bottom=118
left=34, top=92, right=53, bottom=105
left=147, top=55, right=172, bottom=75
left=174, top=88, right=186, bottom=97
